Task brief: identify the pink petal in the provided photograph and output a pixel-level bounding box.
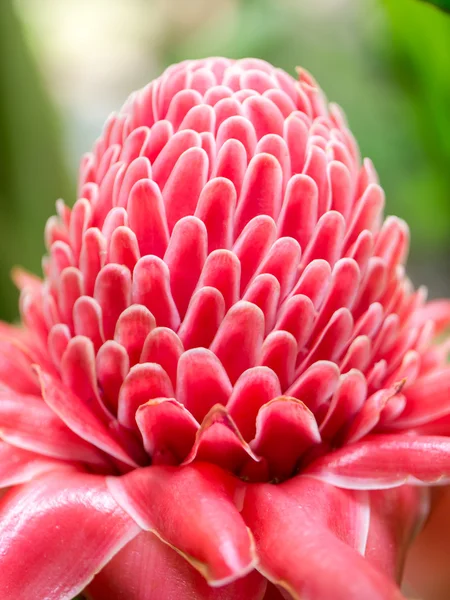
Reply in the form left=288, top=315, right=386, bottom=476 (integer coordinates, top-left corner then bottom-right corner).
left=260, top=330, right=297, bottom=391
left=197, top=249, right=241, bottom=311
left=94, top=264, right=132, bottom=340
left=394, top=368, right=450, bottom=428
left=299, top=210, right=345, bottom=270
left=114, top=304, right=156, bottom=366
left=132, top=256, right=180, bottom=330
left=127, top=179, right=169, bottom=258
left=195, top=177, right=236, bottom=252
left=241, top=476, right=403, bottom=600
left=277, top=174, right=318, bottom=251
left=307, top=434, right=450, bottom=489
left=152, top=129, right=201, bottom=190
left=108, top=226, right=140, bottom=271
left=213, top=138, right=247, bottom=198
left=107, top=463, right=256, bottom=585
left=164, top=216, right=207, bottom=317
left=365, top=486, right=427, bottom=582
left=37, top=368, right=137, bottom=467
left=0, top=442, right=72, bottom=488
left=286, top=361, right=340, bottom=413
left=118, top=363, right=174, bottom=430
left=251, top=397, right=321, bottom=480
left=274, top=293, right=315, bottom=348
left=140, top=328, right=182, bottom=389
left=163, top=147, right=209, bottom=231
left=0, top=390, right=107, bottom=467
left=216, top=115, right=257, bottom=160
left=320, top=370, right=368, bottom=441
left=210, top=301, right=265, bottom=384
left=233, top=215, right=277, bottom=291
left=234, top=153, right=283, bottom=237
left=183, top=404, right=260, bottom=472
left=178, top=287, right=226, bottom=350
left=88, top=530, right=266, bottom=600
left=96, top=341, right=129, bottom=414
left=0, top=471, right=140, bottom=600
left=176, top=348, right=232, bottom=421
left=136, top=398, right=198, bottom=464
left=253, top=237, right=302, bottom=300
left=73, top=296, right=104, bottom=351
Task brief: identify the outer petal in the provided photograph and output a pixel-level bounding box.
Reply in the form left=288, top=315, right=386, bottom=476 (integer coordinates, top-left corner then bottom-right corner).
left=0, top=390, right=108, bottom=467
left=365, top=486, right=428, bottom=582
left=241, top=476, right=404, bottom=600
left=107, top=463, right=256, bottom=585
left=37, top=368, right=138, bottom=467
left=404, top=486, right=450, bottom=600
left=0, top=471, right=140, bottom=600
left=306, top=434, right=450, bottom=489
left=0, top=441, right=72, bottom=488
left=87, top=531, right=267, bottom=600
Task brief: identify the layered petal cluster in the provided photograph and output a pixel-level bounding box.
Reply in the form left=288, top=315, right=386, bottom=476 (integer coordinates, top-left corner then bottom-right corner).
left=1, top=57, right=450, bottom=600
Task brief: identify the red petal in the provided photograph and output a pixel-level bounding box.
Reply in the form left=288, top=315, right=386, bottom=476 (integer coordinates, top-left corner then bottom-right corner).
left=320, top=370, right=367, bottom=441
left=243, top=274, right=280, bottom=335
left=277, top=174, right=318, bottom=251
left=107, top=463, right=256, bottom=584
left=0, top=471, right=140, bottom=600
left=234, top=153, right=283, bottom=237
left=183, top=404, right=260, bottom=472
left=0, top=442, right=72, bottom=488
left=300, top=210, right=345, bottom=270
left=132, top=256, right=180, bottom=330
left=118, top=363, right=174, bottom=430
left=96, top=341, right=129, bottom=414
left=178, top=287, right=226, bottom=350
left=286, top=361, right=340, bottom=414
left=114, top=305, right=156, bottom=366
left=152, top=129, right=201, bottom=190
left=210, top=301, right=265, bottom=384
left=163, top=147, right=209, bottom=231
left=0, top=390, right=107, bottom=467
left=176, top=348, right=232, bottom=421
left=254, top=237, right=301, bottom=300
left=88, top=530, right=266, bottom=600
left=108, top=226, right=140, bottom=271
left=195, top=177, right=236, bottom=252
left=140, top=327, right=183, bottom=388
left=394, top=368, right=450, bottom=428
left=37, top=368, right=137, bottom=467
left=197, top=249, right=241, bottom=311
left=94, top=264, right=132, bottom=340
left=127, top=179, right=169, bottom=258
left=365, top=486, right=427, bottom=582
left=233, top=215, right=277, bottom=292
left=214, top=138, right=247, bottom=198
left=242, top=475, right=403, bottom=600
left=73, top=296, right=104, bottom=351
left=136, top=398, right=198, bottom=464
left=307, top=434, right=450, bottom=489
left=260, top=330, right=297, bottom=392
left=251, top=397, right=321, bottom=480
left=274, top=293, right=315, bottom=348
left=164, top=216, right=207, bottom=317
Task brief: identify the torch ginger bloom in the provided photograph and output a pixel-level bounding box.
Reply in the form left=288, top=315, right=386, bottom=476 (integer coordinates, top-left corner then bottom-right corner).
left=1, top=57, right=450, bottom=600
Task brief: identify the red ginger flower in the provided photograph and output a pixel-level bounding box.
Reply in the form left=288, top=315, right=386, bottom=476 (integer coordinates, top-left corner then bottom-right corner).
left=1, top=57, right=450, bottom=600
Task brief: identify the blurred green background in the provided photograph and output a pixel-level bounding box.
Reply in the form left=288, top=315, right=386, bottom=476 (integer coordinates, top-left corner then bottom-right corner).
left=1, top=0, right=449, bottom=322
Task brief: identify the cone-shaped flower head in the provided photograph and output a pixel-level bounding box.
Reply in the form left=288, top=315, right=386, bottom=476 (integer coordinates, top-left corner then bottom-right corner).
left=1, top=57, right=450, bottom=600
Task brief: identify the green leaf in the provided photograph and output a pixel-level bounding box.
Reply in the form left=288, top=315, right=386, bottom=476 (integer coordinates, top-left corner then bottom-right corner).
left=420, top=0, right=450, bottom=12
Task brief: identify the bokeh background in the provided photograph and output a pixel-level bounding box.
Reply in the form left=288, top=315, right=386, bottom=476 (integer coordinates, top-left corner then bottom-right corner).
left=1, top=0, right=449, bottom=322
